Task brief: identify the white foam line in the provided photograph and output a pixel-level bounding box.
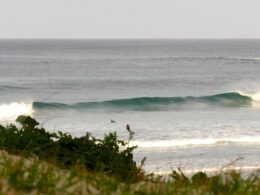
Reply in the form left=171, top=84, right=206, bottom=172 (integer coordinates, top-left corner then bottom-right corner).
left=152, top=166, right=260, bottom=176
left=131, top=137, right=260, bottom=148
left=227, top=57, right=260, bottom=61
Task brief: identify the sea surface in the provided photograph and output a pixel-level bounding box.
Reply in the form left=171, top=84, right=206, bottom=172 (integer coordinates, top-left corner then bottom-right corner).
left=0, top=39, right=260, bottom=174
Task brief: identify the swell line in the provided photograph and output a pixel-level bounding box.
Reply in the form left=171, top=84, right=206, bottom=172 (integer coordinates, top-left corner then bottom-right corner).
left=33, top=92, right=252, bottom=111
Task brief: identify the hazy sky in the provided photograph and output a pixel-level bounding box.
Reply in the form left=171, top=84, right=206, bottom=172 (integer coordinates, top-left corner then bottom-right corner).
left=0, top=0, right=260, bottom=39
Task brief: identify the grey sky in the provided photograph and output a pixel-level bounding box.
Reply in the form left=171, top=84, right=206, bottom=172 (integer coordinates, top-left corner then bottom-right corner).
left=0, top=0, right=260, bottom=39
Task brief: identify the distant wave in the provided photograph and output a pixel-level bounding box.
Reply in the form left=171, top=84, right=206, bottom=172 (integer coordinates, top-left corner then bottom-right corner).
left=33, top=92, right=252, bottom=111
left=225, top=57, right=260, bottom=61
left=114, top=56, right=260, bottom=62
left=102, top=56, right=260, bottom=62
left=131, top=137, right=260, bottom=149
left=99, top=56, right=260, bottom=62
left=0, top=85, right=28, bottom=90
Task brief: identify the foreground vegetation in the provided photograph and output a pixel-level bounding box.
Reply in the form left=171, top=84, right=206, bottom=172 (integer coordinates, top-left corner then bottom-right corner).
left=0, top=116, right=259, bottom=194
left=0, top=115, right=142, bottom=181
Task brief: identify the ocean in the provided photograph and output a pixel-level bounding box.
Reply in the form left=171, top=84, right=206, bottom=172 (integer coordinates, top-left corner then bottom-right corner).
left=0, top=39, right=260, bottom=174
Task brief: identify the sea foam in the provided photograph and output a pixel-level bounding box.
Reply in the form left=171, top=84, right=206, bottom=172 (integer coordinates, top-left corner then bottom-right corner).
left=0, top=102, right=34, bottom=119
left=131, top=137, right=260, bottom=149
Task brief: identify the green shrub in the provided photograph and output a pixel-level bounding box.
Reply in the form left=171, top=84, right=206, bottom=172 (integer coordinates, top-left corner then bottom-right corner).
left=0, top=115, right=141, bottom=181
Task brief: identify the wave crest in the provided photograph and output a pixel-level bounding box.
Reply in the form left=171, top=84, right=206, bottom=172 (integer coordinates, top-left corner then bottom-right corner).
left=33, top=92, right=252, bottom=111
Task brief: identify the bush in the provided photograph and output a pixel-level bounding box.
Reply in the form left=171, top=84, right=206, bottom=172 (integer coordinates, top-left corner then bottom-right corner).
left=0, top=115, right=141, bottom=181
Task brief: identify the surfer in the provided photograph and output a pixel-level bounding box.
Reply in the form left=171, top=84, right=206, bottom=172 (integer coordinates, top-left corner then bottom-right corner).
left=110, top=119, right=116, bottom=123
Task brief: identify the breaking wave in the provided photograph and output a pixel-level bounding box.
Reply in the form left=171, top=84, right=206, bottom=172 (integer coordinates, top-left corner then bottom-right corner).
left=0, top=92, right=257, bottom=117
left=32, top=92, right=253, bottom=111
left=0, top=102, right=34, bottom=119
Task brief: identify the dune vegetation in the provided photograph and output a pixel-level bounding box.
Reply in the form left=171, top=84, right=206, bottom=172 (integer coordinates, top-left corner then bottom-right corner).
left=0, top=116, right=259, bottom=194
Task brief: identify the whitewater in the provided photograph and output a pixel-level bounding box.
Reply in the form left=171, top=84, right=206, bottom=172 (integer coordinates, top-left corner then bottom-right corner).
left=0, top=39, right=260, bottom=174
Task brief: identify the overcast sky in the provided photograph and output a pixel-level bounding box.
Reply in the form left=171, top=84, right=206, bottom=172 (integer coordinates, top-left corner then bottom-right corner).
left=0, top=0, right=260, bottom=39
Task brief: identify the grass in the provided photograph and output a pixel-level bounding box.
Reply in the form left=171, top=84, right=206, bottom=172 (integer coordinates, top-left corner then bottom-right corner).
left=0, top=116, right=259, bottom=194
left=0, top=152, right=259, bottom=194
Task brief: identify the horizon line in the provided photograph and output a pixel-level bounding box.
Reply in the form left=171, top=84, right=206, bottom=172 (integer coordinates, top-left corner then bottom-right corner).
left=0, top=38, right=260, bottom=40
